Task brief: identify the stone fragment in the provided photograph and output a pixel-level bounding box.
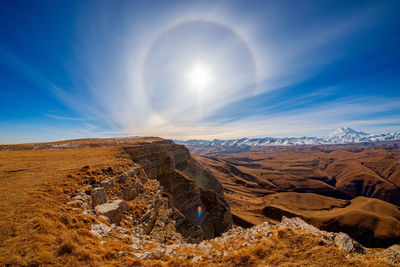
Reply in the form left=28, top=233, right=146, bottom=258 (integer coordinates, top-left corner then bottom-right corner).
left=334, top=232, right=365, bottom=253
left=82, top=209, right=96, bottom=217
left=118, top=165, right=148, bottom=184
left=100, top=177, right=115, bottom=190
left=191, top=256, right=202, bottom=262
left=383, top=245, right=400, bottom=264
left=131, top=237, right=142, bottom=250
left=96, top=200, right=131, bottom=225
left=91, top=187, right=107, bottom=206
left=145, top=198, right=162, bottom=235
left=99, top=215, right=111, bottom=223
left=91, top=223, right=112, bottom=237
left=334, top=233, right=354, bottom=252
left=116, top=180, right=143, bottom=201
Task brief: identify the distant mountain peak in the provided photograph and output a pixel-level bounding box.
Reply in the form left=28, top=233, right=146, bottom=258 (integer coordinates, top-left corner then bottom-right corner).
left=175, top=128, right=400, bottom=147
left=328, top=127, right=369, bottom=138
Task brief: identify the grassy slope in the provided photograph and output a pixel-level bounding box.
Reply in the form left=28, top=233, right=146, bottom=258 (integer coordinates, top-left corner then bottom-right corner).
left=0, top=147, right=137, bottom=265
left=0, top=139, right=397, bottom=266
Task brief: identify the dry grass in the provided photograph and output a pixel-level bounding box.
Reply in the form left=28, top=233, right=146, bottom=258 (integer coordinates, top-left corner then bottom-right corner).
left=164, top=228, right=395, bottom=267
left=194, top=143, right=400, bottom=247
left=0, top=146, right=138, bottom=266
left=0, top=140, right=397, bottom=266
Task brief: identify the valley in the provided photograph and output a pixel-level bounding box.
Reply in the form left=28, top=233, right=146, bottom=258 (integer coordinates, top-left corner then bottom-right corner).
left=192, top=142, right=400, bottom=248
left=0, top=138, right=399, bottom=266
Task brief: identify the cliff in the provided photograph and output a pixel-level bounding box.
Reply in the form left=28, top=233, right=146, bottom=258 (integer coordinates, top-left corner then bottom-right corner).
left=1, top=137, right=398, bottom=266
left=123, top=140, right=232, bottom=241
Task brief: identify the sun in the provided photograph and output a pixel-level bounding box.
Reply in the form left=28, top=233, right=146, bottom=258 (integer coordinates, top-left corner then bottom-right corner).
left=186, top=62, right=213, bottom=92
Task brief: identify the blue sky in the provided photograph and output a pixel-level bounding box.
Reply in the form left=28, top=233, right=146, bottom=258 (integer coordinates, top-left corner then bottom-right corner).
left=1, top=0, right=400, bottom=143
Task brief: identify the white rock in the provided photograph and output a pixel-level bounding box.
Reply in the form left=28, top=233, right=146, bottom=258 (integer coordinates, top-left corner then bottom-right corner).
left=333, top=232, right=366, bottom=253
left=96, top=200, right=131, bottom=225
left=278, top=217, right=332, bottom=237
left=191, top=256, right=202, bottom=262
left=334, top=233, right=354, bottom=252
left=91, top=223, right=112, bottom=237
left=131, top=237, right=142, bottom=250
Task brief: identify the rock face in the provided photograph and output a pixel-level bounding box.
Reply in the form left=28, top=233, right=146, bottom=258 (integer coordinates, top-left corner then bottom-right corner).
left=100, top=177, right=115, bottom=190
left=91, top=187, right=107, bottom=206
left=278, top=217, right=365, bottom=254
left=123, top=140, right=232, bottom=241
left=116, top=180, right=143, bottom=201
left=96, top=199, right=131, bottom=225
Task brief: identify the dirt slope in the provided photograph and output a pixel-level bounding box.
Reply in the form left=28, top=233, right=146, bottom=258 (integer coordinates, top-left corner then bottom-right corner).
left=193, top=143, right=400, bottom=247
left=1, top=138, right=399, bottom=266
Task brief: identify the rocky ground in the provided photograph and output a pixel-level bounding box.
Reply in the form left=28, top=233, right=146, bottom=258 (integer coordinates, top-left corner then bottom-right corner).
left=1, top=138, right=399, bottom=266
left=67, top=162, right=400, bottom=266
left=68, top=163, right=186, bottom=246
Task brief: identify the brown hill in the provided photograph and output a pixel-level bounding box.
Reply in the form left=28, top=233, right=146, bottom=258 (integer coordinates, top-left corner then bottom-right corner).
left=1, top=137, right=399, bottom=266
left=261, top=193, right=400, bottom=247
left=193, top=143, right=400, bottom=247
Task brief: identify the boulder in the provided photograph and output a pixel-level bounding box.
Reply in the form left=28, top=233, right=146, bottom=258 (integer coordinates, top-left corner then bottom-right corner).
left=91, top=187, right=107, bottom=206
left=334, top=232, right=365, bottom=253
left=96, top=200, right=131, bottom=225
left=334, top=233, right=353, bottom=252
left=383, top=245, right=400, bottom=264
left=144, top=198, right=162, bottom=235
left=116, top=180, right=143, bottom=201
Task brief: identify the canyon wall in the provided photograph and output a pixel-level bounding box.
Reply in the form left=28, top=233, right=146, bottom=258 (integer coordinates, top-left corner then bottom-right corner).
left=123, top=140, right=232, bottom=242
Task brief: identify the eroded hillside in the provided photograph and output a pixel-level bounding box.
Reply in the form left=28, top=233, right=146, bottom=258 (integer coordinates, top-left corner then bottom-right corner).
left=0, top=138, right=399, bottom=266
left=192, top=143, right=400, bottom=248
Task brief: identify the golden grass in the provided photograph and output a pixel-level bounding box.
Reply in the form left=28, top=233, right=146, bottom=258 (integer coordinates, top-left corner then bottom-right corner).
left=0, top=143, right=397, bottom=266
left=0, top=147, right=138, bottom=266
left=163, top=228, right=395, bottom=267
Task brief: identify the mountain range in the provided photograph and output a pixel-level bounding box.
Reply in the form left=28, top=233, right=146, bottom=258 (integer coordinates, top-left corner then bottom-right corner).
left=175, top=127, right=400, bottom=147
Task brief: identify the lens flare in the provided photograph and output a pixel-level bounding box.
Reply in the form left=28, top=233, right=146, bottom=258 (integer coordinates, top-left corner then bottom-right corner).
left=196, top=205, right=204, bottom=222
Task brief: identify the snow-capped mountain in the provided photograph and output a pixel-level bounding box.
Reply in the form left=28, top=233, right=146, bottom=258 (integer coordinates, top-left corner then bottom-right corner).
left=175, top=127, right=400, bottom=147
left=327, top=127, right=368, bottom=138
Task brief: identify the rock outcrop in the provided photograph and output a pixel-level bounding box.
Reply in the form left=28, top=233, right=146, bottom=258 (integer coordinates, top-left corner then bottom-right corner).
left=123, top=141, right=232, bottom=241
left=96, top=199, right=131, bottom=225
left=69, top=164, right=187, bottom=245
left=261, top=192, right=400, bottom=247
left=67, top=146, right=232, bottom=243
left=91, top=187, right=107, bottom=206
left=334, top=232, right=364, bottom=253
left=60, top=146, right=399, bottom=266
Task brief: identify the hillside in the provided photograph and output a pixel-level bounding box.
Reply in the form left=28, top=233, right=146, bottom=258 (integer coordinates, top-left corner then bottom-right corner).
left=0, top=137, right=399, bottom=266
left=193, top=143, right=400, bottom=247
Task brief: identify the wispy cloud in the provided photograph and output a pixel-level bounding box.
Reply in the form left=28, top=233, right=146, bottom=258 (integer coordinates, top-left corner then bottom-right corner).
left=1, top=1, right=399, bottom=143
